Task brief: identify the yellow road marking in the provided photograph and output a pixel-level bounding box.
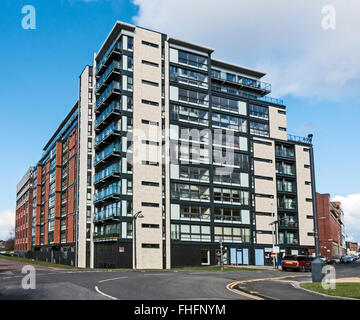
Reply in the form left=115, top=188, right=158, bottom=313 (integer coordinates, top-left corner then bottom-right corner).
left=226, top=275, right=305, bottom=300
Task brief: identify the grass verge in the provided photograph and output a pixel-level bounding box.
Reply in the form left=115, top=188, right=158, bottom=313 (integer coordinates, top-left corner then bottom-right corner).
left=300, top=282, right=360, bottom=299
left=0, top=254, right=76, bottom=269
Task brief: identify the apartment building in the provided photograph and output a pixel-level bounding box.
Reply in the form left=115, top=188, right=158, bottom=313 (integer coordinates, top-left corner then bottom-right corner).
left=29, top=66, right=94, bottom=267
left=15, top=167, right=34, bottom=255
left=316, top=193, right=346, bottom=261
left=91, top=21, right=316, bottom=269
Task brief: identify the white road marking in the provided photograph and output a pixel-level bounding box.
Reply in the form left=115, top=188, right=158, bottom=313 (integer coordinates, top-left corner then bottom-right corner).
left=143, top=273, right=171, bottom=276
left=94, top=286, right=118, bottom=300
left=98, top=276, right=128, bottom=283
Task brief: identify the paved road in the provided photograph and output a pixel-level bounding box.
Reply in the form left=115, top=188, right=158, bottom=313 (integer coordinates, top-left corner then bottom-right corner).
left=0, top=257, right=358, bottom=300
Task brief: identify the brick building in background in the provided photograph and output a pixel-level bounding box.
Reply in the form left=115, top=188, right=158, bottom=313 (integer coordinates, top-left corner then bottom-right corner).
left=15, top=167, right=34, bottom=255
left=24, top=66, right=94, bottom=267
left=346, top=241, right=359, bottom=254
left=316, top=192, right=346, bottom=261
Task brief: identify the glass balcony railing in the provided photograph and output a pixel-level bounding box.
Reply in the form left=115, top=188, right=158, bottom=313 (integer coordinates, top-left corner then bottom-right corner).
left=94, top=143, right=122, bottom=165
left=211, top=71, right=271, bottom=92
left=93, top=232, right=120, bottom=239
left=275, top=149, right=295, bottom=158
left=94, top=162, right=121, bottom=184
left=279, top=219, right=298, bottom=228
left=276, top=166, right=296, bottom=176
left=94, top=122, right=121, bottom=147
left=211, top=84, right=283, bottom=105
left=94, top=208, right=121, bottom=222
left=287, top=134, right=312, bottom=144
left=277, top=184, right=295, bottom=193
left=95, top=81, right=121, bottom=110
left=95, top=102, right=121, bottom=128
left=278, top=200, right=297, bottom=210
left=94, top=181, right=121, bottom=202
left=96, top=61, right=122, bottom=92
left=96, top=41, right=122, bottom=74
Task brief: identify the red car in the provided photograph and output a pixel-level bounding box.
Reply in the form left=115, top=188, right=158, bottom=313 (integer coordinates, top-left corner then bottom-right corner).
left=281, top=255, right=312, bottom=272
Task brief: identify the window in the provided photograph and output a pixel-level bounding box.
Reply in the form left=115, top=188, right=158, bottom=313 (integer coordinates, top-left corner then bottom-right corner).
left=179, top=205, right=210, bottom=221
left=141, top=160, right=159, bottom=166
left=142, top=224, right=160, bottom=229
left=142, top=40, right=158, bottom=48
left=276, top=161, right=295, bottom=175
left=178, top=50, right=207, bottom=70
left=278, top=196, right=297, bottom=210
left=142, top=119, right=159, bottom=126
left=212, top=96, right=242, bottom=114
left=127, top=56, right=133, bottom=70
left=171, top=104, right=209, bottom=126
left=278, top=109, right=286, bottom=115
left=142, top=140, right=159, bottom=146
left=275, top=145, right=295, bottom=158
left=142, top=181, right=159, bottom=187
left=213, top=170, right=246, bottom=186
left=249, top=104, right=269, bottom=119
left=171, top=183, right=210, bottom=201
left=172, top=223, right=211, bottom=241
left=142, top=60, right=159, bottom=67
left=142, top=202, right=159, bottom=207
left=212, top=113, right=247, bottom=132
left=142, top=99, right=159, bottom=106
left=127, top=37, right=133, bottom=50
left=277, top=179, right=295, bottom=192
left=279, top=127, right=286, bottom=132
left=142, top=243, right=160, bottom=248
left=213, top=187, right=249, bottom=205
left=250, top=121, right=269, bottom=137
left=142, top=79, right=159, bottom=87
left=170, top=66, right=208, bottom=88
left=179, top=166, right=209, bottom=182
left=178, top=88, right=209, bottom=106
left=214, top=226, right=251, bottom=243
left=214, top=207, right=249, bottom=223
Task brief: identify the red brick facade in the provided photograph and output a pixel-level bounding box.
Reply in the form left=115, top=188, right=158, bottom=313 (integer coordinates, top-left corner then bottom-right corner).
left=316, top=193, right=345, bottom=260
left=15, top=169, right=34, bottom=252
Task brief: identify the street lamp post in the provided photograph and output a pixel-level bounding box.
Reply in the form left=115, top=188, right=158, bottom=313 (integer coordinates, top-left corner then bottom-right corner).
left=219, top=239, right=224, bottom=271
left=132, top=211, right=143, bottom=270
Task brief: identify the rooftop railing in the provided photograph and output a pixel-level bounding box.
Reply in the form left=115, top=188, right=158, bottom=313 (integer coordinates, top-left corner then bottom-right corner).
left=287, top=134, right=312, bottom=144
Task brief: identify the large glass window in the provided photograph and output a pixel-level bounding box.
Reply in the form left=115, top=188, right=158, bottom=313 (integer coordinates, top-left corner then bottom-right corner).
left=171, top=104, right=209, bottom=125
left=179, top=166, right=209, bottom=182
left=170, top=66, right=208, bottom=88
left=178, top=50, right=207, bottom=70
left=250, top=121, right=269, bottom=137
left=171, top=183, right=210, bottom=201
left=249, top=104, right=269, bottom=119
left=180, top=205, right=210, bottom=221
left=179, top=88, right=209, bottom=106
left=171, top=223, right=211, bottom=241
left=212, top=113, right=247, bottom=133
left=214, top=226, right=250, bottom=243
left=213, top=187, right=249, bottom=205
left=212, top=96, right=241, bottom=113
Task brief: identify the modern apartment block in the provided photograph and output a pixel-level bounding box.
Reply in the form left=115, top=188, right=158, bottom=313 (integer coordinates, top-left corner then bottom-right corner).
left=16, top=21, right=317, bottom=269
left=15, top=167, right=34, bottom=255
left=316, top=193, right=346, bottom=261
left=91, top=21, right=316, bottom=269
left=27, top=66, right=94, bottom=267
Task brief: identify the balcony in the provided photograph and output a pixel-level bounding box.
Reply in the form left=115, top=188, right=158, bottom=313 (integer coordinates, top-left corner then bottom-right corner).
left=211, top=84, right=284, bottom=106
left=94, top=122, right=121, bottom=150
left=94, top=143, right=122, bottom=168
left=94, top=182, right=122, bottom=204
left=278, top=200, right=297, bottom=211
left=96, top=41, right=122, bottom=77
left=287, top=134, right=311, bottom=145
left=94, top=163, right=121, bottom=187
left=93, top=232, right=120, bottom=242
left=279, top=219, right=298, bottom=228
left=94, top=209, right=121, bottom=223
left=95, top=81, right=121, bottom=113
left=275, top=149, right=295, bottom=159
left=95, top=102, right=121, bottom=132
left=211, top=70, right=271, bottom=96
left=276, top=166, right=296, bottom=177
left=96, top=61, right=122, bottom=95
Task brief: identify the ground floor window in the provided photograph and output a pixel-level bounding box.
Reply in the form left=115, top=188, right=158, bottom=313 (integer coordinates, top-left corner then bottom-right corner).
left=201, top=249, right=210, bottom=265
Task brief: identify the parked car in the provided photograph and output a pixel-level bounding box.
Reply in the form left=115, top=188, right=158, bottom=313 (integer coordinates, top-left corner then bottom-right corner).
left=350, top=254, right=358, bottom=261
left=340, top=255, right=355, bottom=263
left=281, top=255, right=312, bottom=272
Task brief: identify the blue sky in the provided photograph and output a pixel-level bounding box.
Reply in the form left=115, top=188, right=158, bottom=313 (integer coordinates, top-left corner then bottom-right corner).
left=0, top=0, right=359, bottom=242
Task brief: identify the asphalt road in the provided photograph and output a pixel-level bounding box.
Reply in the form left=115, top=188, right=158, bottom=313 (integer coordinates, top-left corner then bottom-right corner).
left=0, top=257, right=358, bottom=300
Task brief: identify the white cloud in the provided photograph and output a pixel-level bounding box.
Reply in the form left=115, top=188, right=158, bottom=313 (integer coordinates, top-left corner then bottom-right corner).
left=132, top=0, right=360, bottom=101
left=0, top=210, right=15, bottom=241
left=332, top=194, right=360, bottom=243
